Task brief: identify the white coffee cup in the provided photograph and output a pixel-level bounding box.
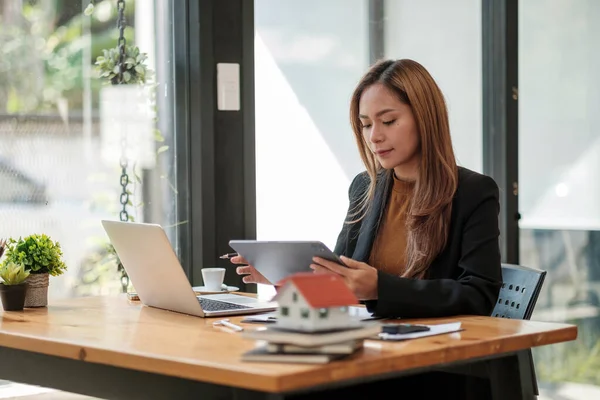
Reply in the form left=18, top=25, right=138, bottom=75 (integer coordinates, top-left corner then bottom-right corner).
left=201, top=267, right=226, bottom=291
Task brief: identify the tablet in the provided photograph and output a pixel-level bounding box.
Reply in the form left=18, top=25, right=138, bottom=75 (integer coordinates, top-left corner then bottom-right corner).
left=227, top=240, right=346, bottom=284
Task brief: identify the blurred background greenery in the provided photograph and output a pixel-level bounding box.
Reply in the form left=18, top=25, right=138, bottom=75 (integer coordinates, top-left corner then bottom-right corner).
left=0, top=0, right=143, bottom=296
left=0, top=0, right=136, bottom=114
left=534, top=315, right=600, bottom=386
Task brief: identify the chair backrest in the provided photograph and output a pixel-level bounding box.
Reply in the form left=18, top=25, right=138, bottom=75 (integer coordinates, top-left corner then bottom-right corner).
left=492, top=263, right=546, bottom=320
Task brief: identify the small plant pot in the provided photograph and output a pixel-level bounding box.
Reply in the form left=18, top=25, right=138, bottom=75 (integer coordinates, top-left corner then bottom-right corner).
left=0, top=283, right=28, bottom=311
left=24, top=273, right=49, bottom=308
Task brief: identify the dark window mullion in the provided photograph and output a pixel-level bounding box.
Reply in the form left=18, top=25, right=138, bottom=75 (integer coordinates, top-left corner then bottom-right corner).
left=482, top=0, right=519, bottom=264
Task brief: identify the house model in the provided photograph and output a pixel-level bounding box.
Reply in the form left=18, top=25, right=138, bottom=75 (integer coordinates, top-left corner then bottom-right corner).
left=272, top=272, right=359, bottom=332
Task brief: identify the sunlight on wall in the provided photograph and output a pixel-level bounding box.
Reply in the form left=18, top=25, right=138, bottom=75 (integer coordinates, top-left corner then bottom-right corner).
left=254, top=33, right=352, bottom=246
left=254, top=33, right=354, bottom=297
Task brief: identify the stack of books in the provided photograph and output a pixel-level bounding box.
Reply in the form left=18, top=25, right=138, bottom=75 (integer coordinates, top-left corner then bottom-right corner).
left=240, top=323, right=381, bottom=364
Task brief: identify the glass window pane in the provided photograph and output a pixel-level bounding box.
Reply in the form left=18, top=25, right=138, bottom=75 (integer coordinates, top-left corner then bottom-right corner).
left=0, top=0, right=177, bottom=299
left=384, top=0, right=482, bottom=172
left=519, top=0, right=600, bottom=397
left=254, top=0, right=482, bottom=300
left=254, top=0, right=370, bottom=296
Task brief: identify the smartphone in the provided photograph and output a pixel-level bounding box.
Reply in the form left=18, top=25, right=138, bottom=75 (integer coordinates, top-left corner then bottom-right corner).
left=381, top=324, right=430, bottom=334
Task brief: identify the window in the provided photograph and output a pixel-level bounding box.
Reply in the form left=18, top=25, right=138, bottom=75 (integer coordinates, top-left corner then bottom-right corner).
left=0, top=160, right=46, bottom=204
left=0, top=0, right=178, bottom=299
left=292, top=292, right=298, bottom=302
left=281, top=306, right=289, bottom=316
left=300, top=308, right=310, bottom=319
left=519, top=0, right=600, bottom=395
left=254, top=0, right=369, bottom=298
left=318, top=308, right=328, bottom=319
left=383, top=0, right=482, bottom=172
left=254, top=0, right=482, bottom=299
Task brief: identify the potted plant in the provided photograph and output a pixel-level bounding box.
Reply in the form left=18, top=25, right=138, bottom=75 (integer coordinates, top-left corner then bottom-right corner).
left=95, top=44, right=150, bottom=85
left=1, top=234, right=67, bottom=307
left=0, top=262, right=30, bottom=311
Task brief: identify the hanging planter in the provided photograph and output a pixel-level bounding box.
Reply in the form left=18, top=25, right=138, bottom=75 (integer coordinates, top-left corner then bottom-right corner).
left=99, top=84, right=156, bottom=170
left=95, top=44, right=150, bottom=86
left=92, top=0, right=159, bottom=171
left=0, top=235, right=67, bottom=308
left=86, top=0, right=165, bottom=293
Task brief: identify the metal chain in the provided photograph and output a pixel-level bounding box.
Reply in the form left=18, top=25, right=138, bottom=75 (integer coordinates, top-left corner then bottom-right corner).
left=116, top=0, right=129, bottom=224
left=119, top=157, right=129, bottom=222
left=116, top=0, right=127, bottom=85
left=116, top=0, right=130, bottom=292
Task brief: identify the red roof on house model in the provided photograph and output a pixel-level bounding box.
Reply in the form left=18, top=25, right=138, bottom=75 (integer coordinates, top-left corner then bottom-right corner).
left=275, top=273, right=358, bottom=308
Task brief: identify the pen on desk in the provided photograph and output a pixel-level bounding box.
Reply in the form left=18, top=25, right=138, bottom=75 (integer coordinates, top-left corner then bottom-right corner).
left=219, top=252, right=238, bottom=260
left=213, top=319, right=244, bottom=332
left=221, top=319, right=244, bottom=332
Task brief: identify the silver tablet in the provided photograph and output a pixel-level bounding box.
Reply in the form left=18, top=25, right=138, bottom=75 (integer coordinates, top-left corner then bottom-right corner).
left=227, top=240, right=346, bottom=284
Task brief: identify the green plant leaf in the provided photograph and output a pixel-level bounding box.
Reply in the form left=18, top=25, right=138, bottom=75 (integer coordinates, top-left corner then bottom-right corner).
left=84, top=4, right=94, bottom=16
left=95, top=44, right=153, bottom=86
left=0, top=262, right=30, bottom=285
left=154, top=129, right=164, bottom=142
left=1, top=235, right=66, bottom=277
left=157, top=145, right=169, bottom=154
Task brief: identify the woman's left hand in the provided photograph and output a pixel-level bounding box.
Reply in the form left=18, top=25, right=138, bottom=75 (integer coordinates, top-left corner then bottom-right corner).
left=310, top=255, right=378, bottom=300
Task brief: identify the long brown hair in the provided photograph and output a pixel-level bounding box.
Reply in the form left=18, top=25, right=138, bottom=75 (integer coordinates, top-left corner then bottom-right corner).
left=349, top=59, right=458, bottom=279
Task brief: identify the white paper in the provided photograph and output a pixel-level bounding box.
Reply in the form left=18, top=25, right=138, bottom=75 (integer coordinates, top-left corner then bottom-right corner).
left=348, top=306, right=374, bottom=320
left=378, top=322, right=462, bottom=341
left=241, top=312, right=277, bottom=323
left=244, top=307, right=374, bottom=323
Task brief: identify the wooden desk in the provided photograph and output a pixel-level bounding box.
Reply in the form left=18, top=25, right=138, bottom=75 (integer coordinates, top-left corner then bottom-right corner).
left=0, top=295, right=577, bottom=400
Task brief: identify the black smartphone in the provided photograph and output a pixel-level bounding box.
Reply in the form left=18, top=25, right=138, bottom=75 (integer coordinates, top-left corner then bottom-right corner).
left=381, top=324, right=430, bottom=334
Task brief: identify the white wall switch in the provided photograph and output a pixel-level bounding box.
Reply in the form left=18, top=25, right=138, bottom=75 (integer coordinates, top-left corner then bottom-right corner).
left=217, top=63, right=240, bottom=111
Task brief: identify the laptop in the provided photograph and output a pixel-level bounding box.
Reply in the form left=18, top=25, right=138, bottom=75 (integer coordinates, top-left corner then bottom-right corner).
left=101, top=220, right=277, bottom=317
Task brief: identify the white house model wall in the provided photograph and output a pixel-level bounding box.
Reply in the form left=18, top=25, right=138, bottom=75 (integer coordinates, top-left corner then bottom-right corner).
left=273, top=273, right=359, bottom=333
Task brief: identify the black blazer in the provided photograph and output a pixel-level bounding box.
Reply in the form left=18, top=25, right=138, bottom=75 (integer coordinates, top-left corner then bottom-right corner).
left=333, top=166, right=502, bottom=318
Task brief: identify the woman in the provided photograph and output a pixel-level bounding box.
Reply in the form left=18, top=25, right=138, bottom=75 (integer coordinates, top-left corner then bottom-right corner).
left=233, top=59, right=502, bottom=320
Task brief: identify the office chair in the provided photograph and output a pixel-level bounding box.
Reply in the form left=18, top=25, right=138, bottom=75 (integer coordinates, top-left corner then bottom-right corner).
left=492, top=263, right=546, bottom=320
left=492, top=263, right=546, bottom=397
left=441, top=263, right=547, bottom=399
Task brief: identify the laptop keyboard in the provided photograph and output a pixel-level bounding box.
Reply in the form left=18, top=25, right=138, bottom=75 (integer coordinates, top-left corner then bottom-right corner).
left=198, top=297, right=252, bottom=311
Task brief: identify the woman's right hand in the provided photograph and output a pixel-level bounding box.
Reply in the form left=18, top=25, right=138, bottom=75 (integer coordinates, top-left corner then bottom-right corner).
left=231, top=255, right=272, bottom=285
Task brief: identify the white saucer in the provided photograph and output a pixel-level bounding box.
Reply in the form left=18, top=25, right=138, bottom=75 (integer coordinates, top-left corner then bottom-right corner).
left=193, top=285, right=240, bottom=295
